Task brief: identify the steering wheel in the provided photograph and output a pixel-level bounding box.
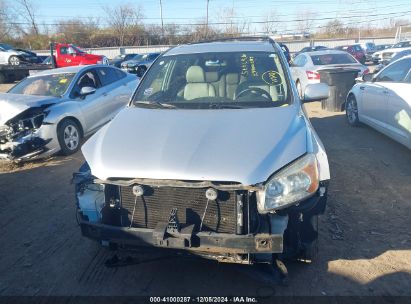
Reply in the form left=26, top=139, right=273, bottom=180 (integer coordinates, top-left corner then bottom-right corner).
left=235, top=86, right=272, bottom=101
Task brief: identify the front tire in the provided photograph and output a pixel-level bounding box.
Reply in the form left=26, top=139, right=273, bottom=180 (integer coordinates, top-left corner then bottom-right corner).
left=346, top=95, right=360, bottom=126
left=9, top=56, right=20, bottom=66
left=57, top=119, right=82, bottom=155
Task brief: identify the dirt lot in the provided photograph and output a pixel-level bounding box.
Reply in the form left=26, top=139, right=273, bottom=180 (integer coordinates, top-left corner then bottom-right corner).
left=0, top=86, right=410, bottom=297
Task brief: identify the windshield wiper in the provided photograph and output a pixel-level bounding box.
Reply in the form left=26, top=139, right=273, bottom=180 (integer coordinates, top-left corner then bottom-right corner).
left=208, top=103, right=247, bottom=109
left=134, top=101, right=177, bottom=109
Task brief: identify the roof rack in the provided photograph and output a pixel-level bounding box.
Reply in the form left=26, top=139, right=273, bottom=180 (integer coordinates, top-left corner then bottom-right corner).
left=194, top=35, right=276, bottom=45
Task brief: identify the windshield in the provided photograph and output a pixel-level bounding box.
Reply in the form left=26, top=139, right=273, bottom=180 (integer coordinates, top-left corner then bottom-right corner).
left=9, top=73, right=75, bottom=97
left=310, top=53, right=357, bottom=65
left=0, top=43, right=13, bottom=51
left=132, top=51, right=290, bottom=109
left=72, top=45, right=85, bottom=54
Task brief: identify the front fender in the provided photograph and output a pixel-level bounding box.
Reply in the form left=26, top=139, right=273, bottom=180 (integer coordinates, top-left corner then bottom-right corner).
left=43, top=100, right=86, bottom=129
left=347, top=84, right=363, bottom=114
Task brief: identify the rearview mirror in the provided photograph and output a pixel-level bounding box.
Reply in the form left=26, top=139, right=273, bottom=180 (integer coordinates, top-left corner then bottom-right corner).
left=302, top=83, right=329, bottom=102
left=79, top=86, right=96, bottom=97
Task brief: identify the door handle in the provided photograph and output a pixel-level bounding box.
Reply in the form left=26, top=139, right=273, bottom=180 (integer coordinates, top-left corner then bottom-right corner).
left=383, top=90, right=389, bottom=94
left=103, top=92, right=109, bottom=96
left=360, top=86, right=365, bottom=90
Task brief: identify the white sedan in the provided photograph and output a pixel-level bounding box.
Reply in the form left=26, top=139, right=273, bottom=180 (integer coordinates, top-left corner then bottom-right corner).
left=346, top=56, right=411, bottom=149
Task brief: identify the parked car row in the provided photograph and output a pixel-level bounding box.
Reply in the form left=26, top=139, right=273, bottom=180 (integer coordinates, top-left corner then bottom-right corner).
left=290, top=44, right=410, bottom=150
left=372, top=41, right=411, bottom=64
left=294, top=41, right=411, bottom=65
left=290, top=49, right=368, bottom=99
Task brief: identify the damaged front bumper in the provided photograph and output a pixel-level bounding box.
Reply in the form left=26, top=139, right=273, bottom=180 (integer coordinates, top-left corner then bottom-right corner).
left=74, top=166, right=328, bottom=264
left=79, top=218, right=284, bottom=255
left=0, top=124, right=59, bottom=161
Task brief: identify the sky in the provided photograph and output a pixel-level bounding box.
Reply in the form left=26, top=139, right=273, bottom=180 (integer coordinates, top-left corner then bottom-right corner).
left=32, top=0, right=411, bottom=34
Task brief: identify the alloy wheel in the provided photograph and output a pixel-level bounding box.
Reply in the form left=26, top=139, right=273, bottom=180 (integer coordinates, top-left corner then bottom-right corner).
left=63, top=125, right=79, bottom=151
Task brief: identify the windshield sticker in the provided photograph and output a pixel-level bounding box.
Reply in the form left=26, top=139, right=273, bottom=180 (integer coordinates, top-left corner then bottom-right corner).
left=262, top=71, right=282, bottom=86
left=249, top=56, right=259, bottom=77
left=241, top=54, right=248, bottom=77
left=143, top=87, right=153, bottom=96
left=159, top=60, right=164, bottom=65
left=59, top=78, right=68, bottom=84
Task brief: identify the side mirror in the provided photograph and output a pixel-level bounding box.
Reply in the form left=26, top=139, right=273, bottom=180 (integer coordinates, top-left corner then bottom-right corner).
left=135, top=65, right=146, bottom=78
left=362, top=73, right=374, bottom=82
left=79, top=86, right=96, bottom=98
left=302, top=83, right=329, bottom=102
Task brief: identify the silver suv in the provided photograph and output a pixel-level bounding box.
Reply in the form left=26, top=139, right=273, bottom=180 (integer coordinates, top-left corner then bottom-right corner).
left=74, top=37, right=330, bottom=269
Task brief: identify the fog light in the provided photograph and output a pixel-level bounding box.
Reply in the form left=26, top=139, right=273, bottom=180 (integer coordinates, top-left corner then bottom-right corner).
left=132, top=185, right=144, bottom=196
left=205, top=188, right=218, bottom=201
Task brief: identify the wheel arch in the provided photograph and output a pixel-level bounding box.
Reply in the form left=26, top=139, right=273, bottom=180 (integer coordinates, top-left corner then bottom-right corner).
left=57, top=116, right=84, bottom=137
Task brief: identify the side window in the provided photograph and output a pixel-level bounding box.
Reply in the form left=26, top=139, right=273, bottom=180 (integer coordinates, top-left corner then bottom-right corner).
left=149, top=54, right=158, bottom=60
left=293, top=55, right=306, bottom=67
left=60, top=47, right=68, bottom=55
left=96, top=67, right=123, bottom=86
left=376, top=59, right=411, bottom=82
left=71, top=69, right=101, bottom=98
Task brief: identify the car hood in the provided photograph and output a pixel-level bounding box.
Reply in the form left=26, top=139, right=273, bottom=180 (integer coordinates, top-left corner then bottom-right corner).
left=82, top=105, right=308, bottom=185
left=0, top=93, right=58, bottom=125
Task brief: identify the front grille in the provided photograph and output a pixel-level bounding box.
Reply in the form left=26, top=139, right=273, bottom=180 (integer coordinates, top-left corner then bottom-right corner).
left=120, top=186, right=238, bottom=234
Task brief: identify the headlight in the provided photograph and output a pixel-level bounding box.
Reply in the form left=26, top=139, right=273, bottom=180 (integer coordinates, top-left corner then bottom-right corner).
left=257, top=154, right=319, bottom=213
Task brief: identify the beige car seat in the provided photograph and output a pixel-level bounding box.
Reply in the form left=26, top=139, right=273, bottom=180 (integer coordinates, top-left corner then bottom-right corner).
left=223, top=73, right=241, bottom=99
left=205, top=71, right=224, bottom=97
left=183, top=66, right=216, bottom=100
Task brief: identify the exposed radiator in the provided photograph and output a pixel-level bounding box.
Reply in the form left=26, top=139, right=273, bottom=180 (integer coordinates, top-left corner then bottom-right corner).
left=120, top=185, right=238, bottom=234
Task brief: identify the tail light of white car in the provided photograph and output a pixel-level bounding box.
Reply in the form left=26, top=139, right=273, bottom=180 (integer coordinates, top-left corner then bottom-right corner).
left=306, top=70, right=320, bottom=81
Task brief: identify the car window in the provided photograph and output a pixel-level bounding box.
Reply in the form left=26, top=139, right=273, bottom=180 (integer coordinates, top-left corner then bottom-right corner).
left=60, top=47, right=68, bottom=55
left=70, top=70, right=101, bottom=98
left=9, top=73, right=76, bottom=97
left=310, top=53, right=357, bottom=65
left=133, top=51, right=290, bottom=109
left=376, top=58, right=411, bottom=82
left=149, top=54, right=159, bottom=60
left=96, top=67, right=125, bottom=86
left=293, top=55, right=306, bottom=67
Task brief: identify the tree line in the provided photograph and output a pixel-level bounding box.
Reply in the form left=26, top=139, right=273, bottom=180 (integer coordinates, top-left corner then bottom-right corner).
left=0, top=0, right=408, bottom=50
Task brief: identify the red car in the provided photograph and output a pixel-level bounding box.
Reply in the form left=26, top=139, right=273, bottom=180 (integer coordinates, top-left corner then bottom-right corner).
left=51, top=43, right=109, bottom=68
left=335, top=44, right=366, bottom=64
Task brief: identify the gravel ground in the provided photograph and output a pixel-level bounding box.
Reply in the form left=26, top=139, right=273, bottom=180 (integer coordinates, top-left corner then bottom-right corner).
left=0, top=83, right=410, bottom=297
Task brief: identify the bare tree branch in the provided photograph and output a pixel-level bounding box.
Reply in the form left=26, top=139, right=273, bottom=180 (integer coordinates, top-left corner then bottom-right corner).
left=103, top=3, right=143, bottom=46
left=15, top=0, right=39, bottom=35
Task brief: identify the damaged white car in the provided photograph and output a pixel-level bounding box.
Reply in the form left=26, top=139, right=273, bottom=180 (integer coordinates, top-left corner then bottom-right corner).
left=74, top=37, right=330, bottom=268
left=0, top=65, right=137, bottom=161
